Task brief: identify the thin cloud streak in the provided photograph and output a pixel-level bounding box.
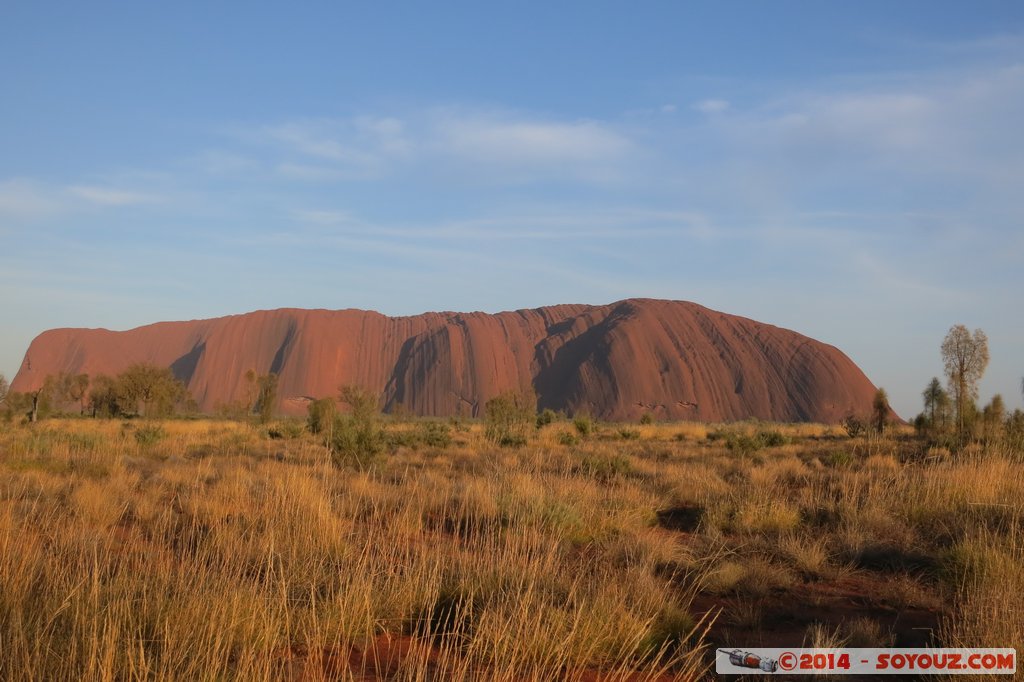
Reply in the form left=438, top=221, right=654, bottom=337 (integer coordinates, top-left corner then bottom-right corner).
left=233, top=109, right=638, bottom=186
left=693, top=99, right=730, bottom=114
left=68, top=185, right=161, bottom=206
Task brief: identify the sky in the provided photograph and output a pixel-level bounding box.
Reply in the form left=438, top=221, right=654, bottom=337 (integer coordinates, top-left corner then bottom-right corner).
left=1, top=1, right=1023, bottom=418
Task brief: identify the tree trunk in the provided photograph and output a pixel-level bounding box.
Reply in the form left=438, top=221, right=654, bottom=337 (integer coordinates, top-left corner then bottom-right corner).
left=957, top=374, right=967, bottom=444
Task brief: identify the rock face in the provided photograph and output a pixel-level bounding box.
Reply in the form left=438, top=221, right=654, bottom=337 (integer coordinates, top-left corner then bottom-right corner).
left=10, top=299, right=880, bottom=422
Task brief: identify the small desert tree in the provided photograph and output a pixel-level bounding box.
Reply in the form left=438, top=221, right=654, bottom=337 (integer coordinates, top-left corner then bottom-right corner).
left=307, top=397, right=337, bottom=435
left=243, top=369, right=259, bottom=413
left=1007, top=409, right=1024, bottom=453
left=871, top=388, right=891, bottom=434
left=981, top=394, right=1006, bottom=445
left=22, top=377, right=58, bottom=422
left=50, top=372, right=90, bottom=415
left=88, top=374, right=121, bottom=417
left=922, top=377, right=951, bottom=432
left=332, top=385, right=384, bottom=468
left=485, top=390, right=535, bottom=447
left=68, top=373, right=90, bottom=415
left=0, top=374, right=11, bottom=423
left=116, top=364, right=187, bottom=418
left=254, top=372, right=279, bottom=423
left=941, top=325, right=989, bottom=443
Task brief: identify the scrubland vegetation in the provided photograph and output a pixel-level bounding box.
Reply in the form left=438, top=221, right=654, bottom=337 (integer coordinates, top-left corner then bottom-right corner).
left=0, top=324, right=1020, bottom=679
left=0, top=411, right=1021, bottom=681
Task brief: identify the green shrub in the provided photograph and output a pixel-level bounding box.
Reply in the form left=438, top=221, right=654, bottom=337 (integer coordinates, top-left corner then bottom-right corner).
left=385, top=421, right=452, bottom=451
left=573, top=413, right=593, bottom=438
left=842, top=415, right=866, bottom=438
left=536, top=408, right=558, bottom=429
left=638, top=605, right=697, bottom=659
left=618, top=428, right=641, bottom=440
left=330, top=415, right=384, bottom=468
left=329, top=386, right=385, bottom=468
left=724, top=434, right=761, bottom=455
left=484, top=390, right=534, bottom=447
left=134, top=425, right=166, bottom=448
left=1006, top=409, right=1024, bottom=455
left=417, top=421, right=453, bottom=449
left=558, top=431, right=579, bottom=446
left=307, top=398, right=338, bottom=435
left=827, top=450, right=854, bottom=468
left=499, top=433, right=528, bottom=447
left=712, top=429, right=789, bottom=454
left=757, top=430, right=789, bottom=447
left=386, top=429, right=419, bottom=450
left=640, top=412, right=654, bottom=425
left=266, top=420, right=305, bottom=440
left=448, top=415, right=470, bottom=432
left=578, top=451, right=633, bottom=481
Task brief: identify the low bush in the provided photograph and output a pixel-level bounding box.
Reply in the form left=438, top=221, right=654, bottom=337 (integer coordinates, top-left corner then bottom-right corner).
left=578, top=451, right=633, bottom=481
left=842, top=415, right=866, bottom=438
left=133, top=424, right=166, bottom=447
left=383, top=423, right=453, bottom=452
left=573, top=413, right=594, bottom=438
left=417, top=420, right=453, bottom=449
left=558, top=431, right=579, bottom=446
left=330, top=415, right=384, bottom=468
left=710, top=429, right=790, bottom=454
left=266, top=420, right=305, bottom=440
left=536, top=408, right=558, bottom=429
left=638, top=604, right=697, bottom=658
left=758, top=430, right=789, bottom=447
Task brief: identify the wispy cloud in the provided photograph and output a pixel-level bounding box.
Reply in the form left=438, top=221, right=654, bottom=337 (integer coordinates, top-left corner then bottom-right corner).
left=716, top=63, right=1024, bottom=177
left=1, top=179, right=159, bottom=219
left=693, top=98, right=730, bottom=114
left=191, top=150, right=260, bottom=175
left=290, top=208, right=358, bottom=226
left=261, top=121, right=365, bottom=161
left=434, top=113, right=632, bottom=165
left=243, top=116, right=412, bottom=180
left=275, top=162, right=352, bottom=182
left=0, top=179, right=65, bottom=219
left=68, top=185, right=161, bottom=206
left=233, top=109, right=639, bottom=186
left=286, top=206, right=716, bottom=242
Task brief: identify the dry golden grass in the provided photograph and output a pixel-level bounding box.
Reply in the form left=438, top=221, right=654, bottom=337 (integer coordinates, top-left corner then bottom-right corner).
left=0, top=416, right=1020, bottom=680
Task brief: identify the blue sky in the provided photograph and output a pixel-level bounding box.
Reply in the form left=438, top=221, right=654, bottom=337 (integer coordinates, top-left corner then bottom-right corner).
left=2, top=1, right=1023, bottom=417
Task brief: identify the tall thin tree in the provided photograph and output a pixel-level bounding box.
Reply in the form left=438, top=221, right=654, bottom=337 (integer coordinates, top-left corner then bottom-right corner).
left=922, top=377, right=946, bottom=426
left=941, top=325, right=989, bottom=443
left=872, top=388, right=891, bottom=434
